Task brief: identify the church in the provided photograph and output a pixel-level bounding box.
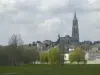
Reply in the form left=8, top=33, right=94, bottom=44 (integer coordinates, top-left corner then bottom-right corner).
left=36, top=12, right=80, bottom=52
left=36, top=13, right=100, bottom=63
left=56, top=12, right=80, bottom=53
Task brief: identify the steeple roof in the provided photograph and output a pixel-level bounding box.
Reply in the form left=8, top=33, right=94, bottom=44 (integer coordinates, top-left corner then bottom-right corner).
left=73, top=12, right=77, bottom=21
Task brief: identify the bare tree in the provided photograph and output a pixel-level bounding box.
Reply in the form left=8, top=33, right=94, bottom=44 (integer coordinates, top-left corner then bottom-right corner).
left=8, top=34, right=24, bottom=48
left=8, top=34, right=24, bottom=66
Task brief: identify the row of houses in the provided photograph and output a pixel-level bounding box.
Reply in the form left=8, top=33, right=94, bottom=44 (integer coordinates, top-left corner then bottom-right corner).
left=23, top=39, right=100, bottom=64
left=36, top=39, right=100, bottom=63
left=64, top=47, right=100, bottom=63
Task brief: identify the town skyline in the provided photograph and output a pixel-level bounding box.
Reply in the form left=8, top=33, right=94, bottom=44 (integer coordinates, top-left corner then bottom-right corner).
left=0, top=0, right=100, bottom=45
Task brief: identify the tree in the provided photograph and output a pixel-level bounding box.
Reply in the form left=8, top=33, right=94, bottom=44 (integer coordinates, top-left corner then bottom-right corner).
left=5, top=45, right=24, bottom=66
left=69, top=47, right=86, bottom=64
left=22, top=47, right=39, bottom=64
left=48, top=47, right=60, bottom=64
left=8, top=34, right=24, bottom=66
left=8, top=34, right=24, bottom=48
left=40, top=51, right=49, bottom=63
left=0, top=47, right=8, bottom=65
left=0, top=34, right=40, bottom=66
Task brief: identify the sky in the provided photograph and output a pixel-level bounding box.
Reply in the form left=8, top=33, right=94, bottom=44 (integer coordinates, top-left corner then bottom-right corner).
left=0, top=0, right=100, bottom=45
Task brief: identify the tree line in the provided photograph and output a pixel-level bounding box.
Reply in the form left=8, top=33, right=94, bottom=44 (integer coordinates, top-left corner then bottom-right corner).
left=0, top=34, right=39, bottom=66
left=0, top=34, right=87, bottom=66
left=40, top=47, right=87, bottom=65
left=0, top=34, right=60, bottom=66
left=40, top=47, right=60, bottom=64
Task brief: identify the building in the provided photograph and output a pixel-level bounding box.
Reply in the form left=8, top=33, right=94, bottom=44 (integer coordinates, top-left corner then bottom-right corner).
left=35, top=12, right=100, bottom=64
left=36, top=40, right=53, bottom=51
left=71, top=12, right=79, bottom=44
left=36, top=12, right=80, bottom=52
left=58, top=12, right=80, bottom=53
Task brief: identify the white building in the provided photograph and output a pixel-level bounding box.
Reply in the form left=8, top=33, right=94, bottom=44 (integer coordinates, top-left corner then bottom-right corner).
left=64, top=48, right=75, bottom=63
left=64, top=53, right=69, bottom=61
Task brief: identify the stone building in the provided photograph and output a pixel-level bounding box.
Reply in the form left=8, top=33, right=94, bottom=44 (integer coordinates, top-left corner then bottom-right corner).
left=58, top=12, right=80, bottom=53
left=71, top=12, right=79, bottom=44
left=36, top=40, right=53, bottom=51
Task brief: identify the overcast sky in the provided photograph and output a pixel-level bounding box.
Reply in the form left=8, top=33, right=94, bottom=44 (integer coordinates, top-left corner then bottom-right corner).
left=0, top=0, right=100, bottom=45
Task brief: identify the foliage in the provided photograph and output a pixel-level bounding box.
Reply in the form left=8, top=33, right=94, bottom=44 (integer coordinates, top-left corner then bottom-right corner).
left=40, top=51, right=49, bottom=63
left=40, top=47, right=60, bottom=64
left=48, top=47, right=60, bottom=64
left=0, top=34, right=39, bottom=66
left=23, top=48, right=39, bottom=64
left=69, top=47, right=86, bottom=64
left=0, top=46, right=39, bottom=66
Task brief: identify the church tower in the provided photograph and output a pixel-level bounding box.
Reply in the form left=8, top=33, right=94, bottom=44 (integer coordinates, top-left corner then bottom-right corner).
left=71, top=12, right=79, bottom=44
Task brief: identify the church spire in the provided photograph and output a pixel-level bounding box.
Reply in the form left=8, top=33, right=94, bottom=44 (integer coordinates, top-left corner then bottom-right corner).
left=72, top=12, right=79, bottom=44
left=73, top=12, right=77, bottom=21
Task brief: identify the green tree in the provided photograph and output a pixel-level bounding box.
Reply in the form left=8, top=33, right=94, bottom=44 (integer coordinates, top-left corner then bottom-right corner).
left=40, top=51, right=49, bottom=63
left=69, top=47, right=86, bottom=64
left=0, top=47, right=8, bottom=65
left=6, top=45, right=24, bottom=66
left=48, top=47, right=60, bottom=64
left=22, top=47, right=39, bottom=64
left=0, top=34, right=40, bottom=66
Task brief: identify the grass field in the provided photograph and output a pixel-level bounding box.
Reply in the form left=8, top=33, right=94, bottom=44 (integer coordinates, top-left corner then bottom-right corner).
left=0, top=64, right=100, bottom=75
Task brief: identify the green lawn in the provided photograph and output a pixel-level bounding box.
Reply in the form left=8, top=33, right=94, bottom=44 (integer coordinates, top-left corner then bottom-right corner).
left=0, top=64, right=100, bottom=75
